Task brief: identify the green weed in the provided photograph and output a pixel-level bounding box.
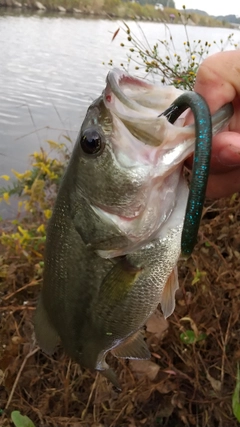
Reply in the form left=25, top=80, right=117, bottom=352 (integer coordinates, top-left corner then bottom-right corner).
left=11, top=411, right=36, bottom=427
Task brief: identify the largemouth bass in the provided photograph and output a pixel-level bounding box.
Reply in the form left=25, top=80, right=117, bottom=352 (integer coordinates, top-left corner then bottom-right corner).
left=35, top=69, right=232, bottom=387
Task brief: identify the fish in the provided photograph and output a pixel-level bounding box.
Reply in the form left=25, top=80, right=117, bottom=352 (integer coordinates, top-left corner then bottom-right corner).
left=34, top=68, right=232, bottom=388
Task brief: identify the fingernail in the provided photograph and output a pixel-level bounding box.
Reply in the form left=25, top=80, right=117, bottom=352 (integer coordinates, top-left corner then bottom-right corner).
left=218, top=144, right=240, bottom=167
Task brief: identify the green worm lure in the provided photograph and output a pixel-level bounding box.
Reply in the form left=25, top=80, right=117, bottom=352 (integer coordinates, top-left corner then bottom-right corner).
left=161, top=92, right=212, bottom=257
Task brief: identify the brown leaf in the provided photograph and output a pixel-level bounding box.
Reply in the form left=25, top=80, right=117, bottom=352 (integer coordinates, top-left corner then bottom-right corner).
left=146, top=310, right=168, bottom=339
left=129, top=360, right=160, bottom=381
left=111, top=27, right=120, bottom=42
left=206, top=371, right=221, bottom=392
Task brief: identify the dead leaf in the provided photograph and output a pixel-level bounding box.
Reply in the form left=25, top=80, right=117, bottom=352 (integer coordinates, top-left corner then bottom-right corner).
left=129, top=360, right=160, bottom=381
left=171, top=391, right=186, bottom=409
left=206, top=371, right=221, bottom=392
left=111, top=27, right=120, bottom=41
left=146, top=310, right=168, bottom=339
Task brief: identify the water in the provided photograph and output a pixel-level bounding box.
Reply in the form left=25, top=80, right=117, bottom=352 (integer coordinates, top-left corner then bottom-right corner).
left=0, top=11, right=239, bottom=196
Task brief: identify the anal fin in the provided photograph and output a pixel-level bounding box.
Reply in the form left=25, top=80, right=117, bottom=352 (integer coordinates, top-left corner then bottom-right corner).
left=101, top=368, right=122, bottom=391
left=111, top=330, right=150, bottom=360
left=160, top=266, right=179, bottom=319
left=96, top=352, right=122, bottom=390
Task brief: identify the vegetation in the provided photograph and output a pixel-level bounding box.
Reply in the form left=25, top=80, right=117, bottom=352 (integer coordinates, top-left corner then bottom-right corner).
left=1, top=15, right=240, bottom=427
left=109, top=19, right=237, bottom=90
left=137, top=0, right=176, bottom=8
left=7, top=0, right=233, bottom=28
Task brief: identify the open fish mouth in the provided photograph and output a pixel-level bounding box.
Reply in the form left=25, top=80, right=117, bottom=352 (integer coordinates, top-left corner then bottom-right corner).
left=103, top=68, right=183, bottom=120
left=104, top=68, right=153, bottom=112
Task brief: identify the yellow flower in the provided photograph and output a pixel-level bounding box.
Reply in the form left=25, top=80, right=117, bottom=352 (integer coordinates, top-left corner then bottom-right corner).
left=24, top=201, right=32, bottom=212
left=0, top=175, right=10, bottom=181
left=18, top=226, right=30, bottom=238
left=32, top=151, right=40, bottom=159
left=37, top=224, right=46, bottom=234
left=47, top=140, right=64, bottom=150
left=32, top=151, right=45, bottom=161
left=44, top=209, right=52, bottom=219
left=12, top=169, right=32, bottom=180
left=12, top=170, right=24, bottom=180
left=48, top=172, right=58, bottom=180
left=23, top=185, right=30, bottom=195
left=3, top=192, right=10, bottom=204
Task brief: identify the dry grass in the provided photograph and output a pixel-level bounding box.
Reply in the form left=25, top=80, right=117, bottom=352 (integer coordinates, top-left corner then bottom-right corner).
left=0, top=194, right=240, bottom=427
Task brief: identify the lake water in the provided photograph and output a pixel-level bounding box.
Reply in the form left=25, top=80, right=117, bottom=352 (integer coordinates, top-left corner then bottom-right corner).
left=0, top=10, right=240, bottom=206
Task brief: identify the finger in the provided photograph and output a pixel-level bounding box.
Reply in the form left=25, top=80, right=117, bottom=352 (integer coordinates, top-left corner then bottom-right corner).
left=185, top=131, right=240, bottom=171
left=194, top=50, right=240, bottom=111
left=206, top=167, right=240, bottom=198
left=194, top=51, right=240, bottom=132
left=208, top=131, right=240, bottom=173
left=184, top=51, right=240, bottom=130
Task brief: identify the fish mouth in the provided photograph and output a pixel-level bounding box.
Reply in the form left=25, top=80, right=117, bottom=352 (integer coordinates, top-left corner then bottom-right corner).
left=102, top=68, right=188, bottom=153
left=104, top=68, right=153, bottom=112
left=88, top=70, right=194, bottom=257
left=103, top=68, right=183, bottom=120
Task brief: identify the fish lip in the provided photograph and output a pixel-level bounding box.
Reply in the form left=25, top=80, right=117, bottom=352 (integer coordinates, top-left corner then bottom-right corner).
left=104, top=68, right=151, bottom=111
left=107, top=68, right=151, bottom=90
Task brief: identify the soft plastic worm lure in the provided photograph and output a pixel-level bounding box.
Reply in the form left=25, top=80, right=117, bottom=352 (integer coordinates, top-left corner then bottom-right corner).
left=161, top=92, right=229, bottom=257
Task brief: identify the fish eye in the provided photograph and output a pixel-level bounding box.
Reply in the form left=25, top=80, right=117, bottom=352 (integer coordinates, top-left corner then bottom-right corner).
left=80, top=129, right=104, bottom=155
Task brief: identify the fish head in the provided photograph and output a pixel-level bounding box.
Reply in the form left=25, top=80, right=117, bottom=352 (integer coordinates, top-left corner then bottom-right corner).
left=68, top=69, right=195, bottom=257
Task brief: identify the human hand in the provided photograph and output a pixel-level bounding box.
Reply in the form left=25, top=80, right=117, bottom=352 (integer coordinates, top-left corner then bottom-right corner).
left=186, top=50, right=240, bottom=198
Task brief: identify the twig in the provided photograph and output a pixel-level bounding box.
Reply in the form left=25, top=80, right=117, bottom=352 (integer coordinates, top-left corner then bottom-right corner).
left=109, top=402, right=128, bottom=427
left=0, top=305, right=35, bottom=311
left=3, top=279, right=40, bottom=301
left=81, top=372, right=99, bottom=420
left=64, top=359, right=72, bottom=416
left=15, top=126, right=74, bottom=141
left=200, top=233, right=228, bottom=266
left=27, top=105, right=41, bottom=145
left=220, top=312, right=232, bottom=386
left=5, top=346, right=39, bottom=409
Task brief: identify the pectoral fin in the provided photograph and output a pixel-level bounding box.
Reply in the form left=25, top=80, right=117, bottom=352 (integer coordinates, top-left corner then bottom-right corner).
left=160, top=266, right=179, bottom=319
left=112, top=330, right=150, bottom=360
left=98, top=257, right=143, bottom=306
